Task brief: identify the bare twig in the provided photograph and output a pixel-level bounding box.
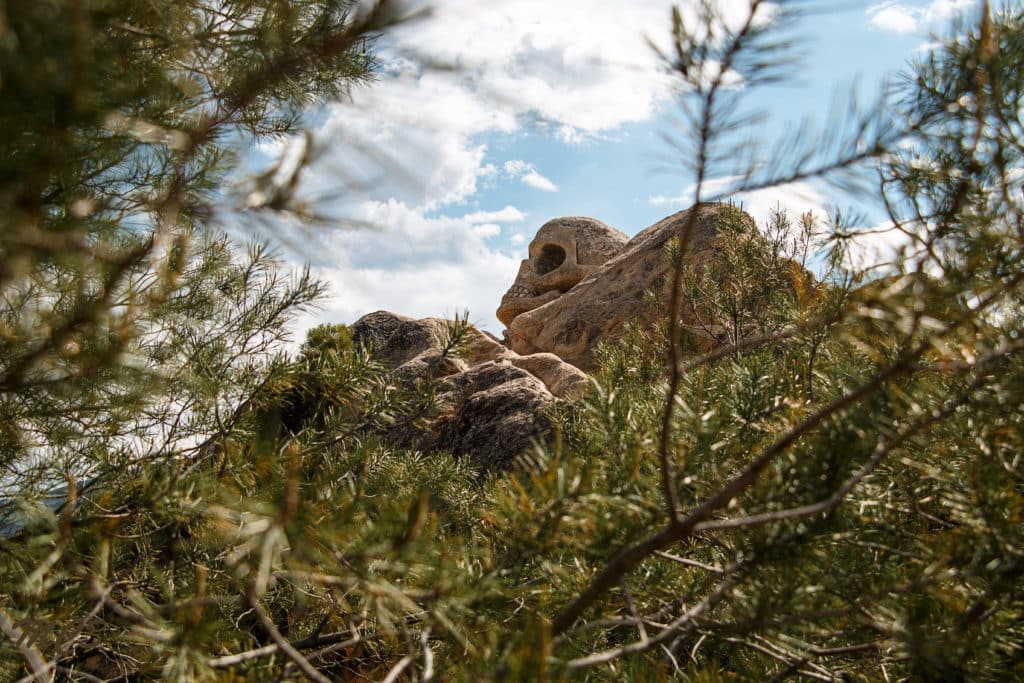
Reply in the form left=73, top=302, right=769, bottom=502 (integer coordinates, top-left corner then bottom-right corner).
left=654, top=550, right=723, bottom=573
left=420, top=628, right=435, bottom=683
left=245, top=589, right=331, bottom=683
left=380, top=655, right=413, bottom=683
left=621, top=580, right=648, bottom=645
left=0, top=610, right=52, bottom=683
left=207, top=632, right=364, bottom=668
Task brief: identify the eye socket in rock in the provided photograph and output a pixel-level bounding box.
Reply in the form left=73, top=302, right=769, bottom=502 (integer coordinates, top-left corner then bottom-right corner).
left=536, top=244, right=567, bottom=275
left=496, top=217, right=629, bottom=327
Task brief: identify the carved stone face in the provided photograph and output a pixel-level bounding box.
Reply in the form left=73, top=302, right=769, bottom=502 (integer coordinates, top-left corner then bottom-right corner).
left=496, top=217, right=628, bottom=327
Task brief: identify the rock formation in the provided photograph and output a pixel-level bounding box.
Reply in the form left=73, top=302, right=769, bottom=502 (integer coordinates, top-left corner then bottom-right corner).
left=349, top=203, right=756, bottom=471
left=496, top=217, right=629, bottom=328
left=350, top=310, right=588, bottom=472
left=498, top=203, right=754, bottom=369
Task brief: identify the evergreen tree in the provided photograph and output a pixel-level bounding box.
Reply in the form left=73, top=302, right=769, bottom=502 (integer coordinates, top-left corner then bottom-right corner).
left=2, top=0, right=1023, bottom=681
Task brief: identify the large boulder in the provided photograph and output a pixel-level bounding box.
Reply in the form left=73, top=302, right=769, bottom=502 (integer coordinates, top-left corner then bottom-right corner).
left=496, top=217, right=629, bottom=327
left=499, top=203, right=755, bottom=369
left=432, top=363, right=553, bottom=472
left=349, top=311, right=584, bottom=471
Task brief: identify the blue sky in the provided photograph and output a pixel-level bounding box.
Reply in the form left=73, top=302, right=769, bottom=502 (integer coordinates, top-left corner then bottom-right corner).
left=255, top=0, right=978, bottom=336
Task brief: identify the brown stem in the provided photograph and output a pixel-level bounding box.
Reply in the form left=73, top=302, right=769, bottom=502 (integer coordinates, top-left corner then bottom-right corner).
left=0, top=610, right=52, bottom=683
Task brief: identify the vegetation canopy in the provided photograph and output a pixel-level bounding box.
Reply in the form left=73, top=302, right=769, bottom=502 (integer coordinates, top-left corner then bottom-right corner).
left=1, top=1, right=1023, bottom=681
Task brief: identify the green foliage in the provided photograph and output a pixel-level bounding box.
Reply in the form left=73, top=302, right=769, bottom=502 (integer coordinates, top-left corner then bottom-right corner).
left=3, top=1, right=1024, bottom=682
left=274, top=323, right=358, bottom=432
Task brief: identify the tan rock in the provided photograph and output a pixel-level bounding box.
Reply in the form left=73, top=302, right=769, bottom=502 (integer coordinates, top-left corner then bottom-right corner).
left=462, top=326, right=513, bottom=365
left=499, top=203, right=755, bottom=369
left=510, top=353, right=589, bottom=399
left=497, top=217, right=629, bottom=327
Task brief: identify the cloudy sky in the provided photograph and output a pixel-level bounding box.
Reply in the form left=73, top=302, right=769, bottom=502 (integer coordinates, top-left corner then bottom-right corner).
left=244, top=0, right=978, bottom=337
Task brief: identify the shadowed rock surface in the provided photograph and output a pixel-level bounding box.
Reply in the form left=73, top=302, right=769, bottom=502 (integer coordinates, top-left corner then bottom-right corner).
left=350, top=310, right=583, bottom=471
left=433, top=363, right=552, bottom=472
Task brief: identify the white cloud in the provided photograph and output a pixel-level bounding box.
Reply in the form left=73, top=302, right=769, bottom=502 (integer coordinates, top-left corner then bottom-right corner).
left=503, top=160, right=530, bottom=175
left=473, top=223, right=502, bottom=238
left=261, top=1, right=773, bottom=336
left=464, top=206, right=527, bottom=224
left=866, top=0, right=975, bottom=34
left=281, top=197, right=524, bottom=336
left=504, top=160, right=559, bottom=192
left=521, top=170, right=559, bottom=192
left=649, top=177, right=830, bottom=228
left=867, top=3, right=919, bottom=33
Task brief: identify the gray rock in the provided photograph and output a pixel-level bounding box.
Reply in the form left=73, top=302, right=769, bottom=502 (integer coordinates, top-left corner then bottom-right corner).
left=350, top=310, right=410, bottom=352
left=433, top=374, right=552, bottom=472
left=351, top=311, right=449, bottom=366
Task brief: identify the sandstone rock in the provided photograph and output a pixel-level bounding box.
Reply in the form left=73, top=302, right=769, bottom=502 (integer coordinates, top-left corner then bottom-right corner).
left=497, top=217, right=629, bottom=327
left=432, top=371, right=552, bottom=473
left=462, top=327, right=513, bottom=365
left=500, top=203, right=755, bottom=369
left=350, top=313, right=574, bottom=472
left=511, top=353, right=589, bottom=399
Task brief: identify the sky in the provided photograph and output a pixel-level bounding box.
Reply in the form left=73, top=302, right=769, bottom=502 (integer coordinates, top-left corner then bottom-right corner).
left=240, top=0, right=979, bottom=337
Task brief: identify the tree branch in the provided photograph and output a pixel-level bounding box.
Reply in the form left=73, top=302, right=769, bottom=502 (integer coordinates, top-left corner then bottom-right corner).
left=0, top=610, right=52, bottom=683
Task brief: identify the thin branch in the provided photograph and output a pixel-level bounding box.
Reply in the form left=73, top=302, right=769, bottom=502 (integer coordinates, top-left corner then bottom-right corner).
left=0, top=610, right=52, bottom=683
left=245, top=590, right=331, bottom=683
left=380, top=655, right=413, bottom=683
left=207, top=632, right=364, bottom=668
left=654, top=550, right=723, bottom=573
left=621, top=580, right=648, bottom=645
left=656, top=0, right=774, bottom=527
left=564, top=560, right=745, bottom=669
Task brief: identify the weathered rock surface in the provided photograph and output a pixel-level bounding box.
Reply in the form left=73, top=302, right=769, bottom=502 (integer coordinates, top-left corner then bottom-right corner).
left=497, top=217, right=630, bottom=328
left=348, top=204, right=755, bottom=469
left=349, top=310, right=412, bottom=356
left=433, top=363, right=552, bottom=472
left=351, top=312, right=449, bottom=366
left=500, top=203, right=755, bottom=369
left=510, top=352, right=589, bottom=399
left=350, top=310, right=584, bottom=471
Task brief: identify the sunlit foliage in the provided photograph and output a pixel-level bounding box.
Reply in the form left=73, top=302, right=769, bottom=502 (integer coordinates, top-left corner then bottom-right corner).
left=1, top=1, right=1023, bottom=681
